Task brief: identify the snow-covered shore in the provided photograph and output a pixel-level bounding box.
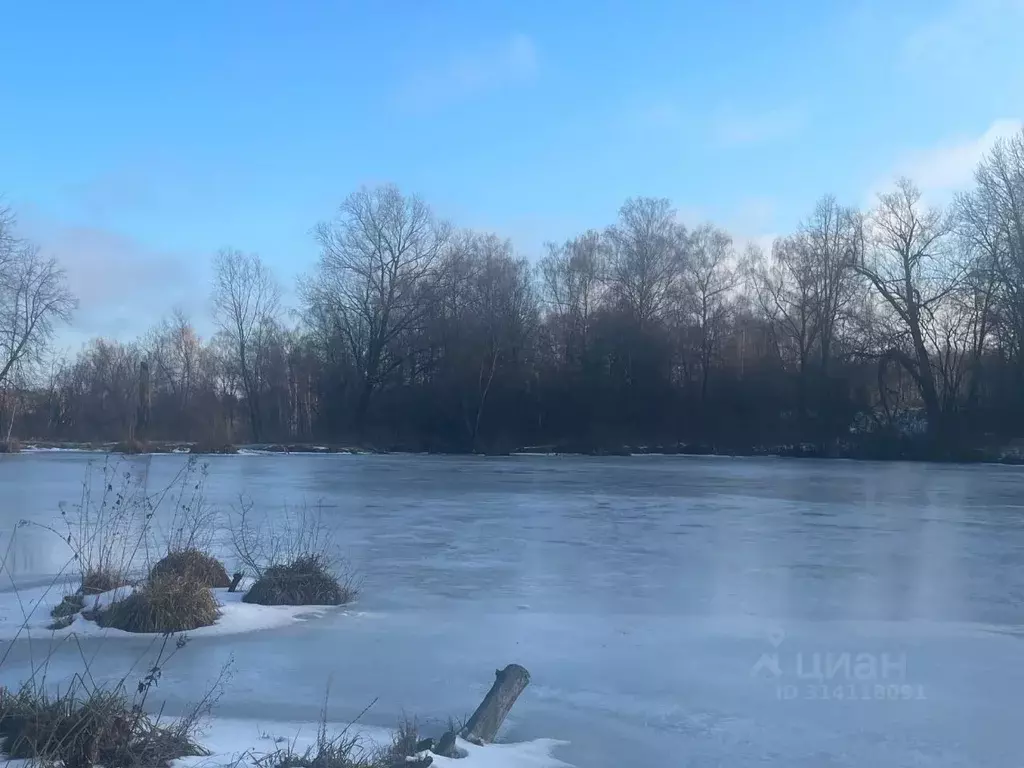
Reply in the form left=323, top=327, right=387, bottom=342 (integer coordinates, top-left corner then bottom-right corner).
left=0, top=582, right=337, bottom=641
left=0, top=583, right=572, bottom=767
left=175, top=719, right=569, bottom=768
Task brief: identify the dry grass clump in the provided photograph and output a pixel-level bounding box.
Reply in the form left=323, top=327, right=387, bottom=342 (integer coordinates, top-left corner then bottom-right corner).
left=51, top=593, right=85, bottom=619
left=98, top=573, right=219, bottom=634
left=0, top=684, right=205, bottom=768
left=81, top=566, right=130, bottom=596
left=258, top=734, right=367, bottom=768
left=258, top=716, right=428, bottom=768
left=373, top=717, right=421, bottom=766
left=150, top=549, right=231, bottom=588
left=0, top=438, right=21, bottom=453
left=242, top=555, right=355, bottom=607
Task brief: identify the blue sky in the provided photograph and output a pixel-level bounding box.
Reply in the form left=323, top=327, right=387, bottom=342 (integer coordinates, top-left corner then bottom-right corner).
left=1, top=0, right=1021, bottom=345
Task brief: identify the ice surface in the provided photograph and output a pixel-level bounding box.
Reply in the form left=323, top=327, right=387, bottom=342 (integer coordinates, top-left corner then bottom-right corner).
left=2, top=453, right=1024, bottom=766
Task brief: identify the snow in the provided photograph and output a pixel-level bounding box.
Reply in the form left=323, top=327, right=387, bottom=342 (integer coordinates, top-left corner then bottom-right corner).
left=91, top=584, right=136, bottom=610
left=0, top=583, right=337, bottom=640
left=173, top=719, right=569, bottom=768
left=19, top=446, right=101, bottom=453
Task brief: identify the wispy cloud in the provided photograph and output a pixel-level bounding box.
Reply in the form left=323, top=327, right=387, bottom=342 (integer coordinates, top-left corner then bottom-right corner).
left=396, top=33, right=539, bottom=113
left=712, top=106, right=806, bottom=147
left=866, top=118, right=1023, bottom=205
left=18, top=209, right=209, bottom=344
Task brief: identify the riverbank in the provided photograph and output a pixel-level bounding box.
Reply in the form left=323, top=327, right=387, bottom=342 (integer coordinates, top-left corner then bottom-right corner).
left=8, top=440, right=371, bottom=455
left=517, top=438, right=1024, bottom=465
left=5, top=436, right=1024, bottom=465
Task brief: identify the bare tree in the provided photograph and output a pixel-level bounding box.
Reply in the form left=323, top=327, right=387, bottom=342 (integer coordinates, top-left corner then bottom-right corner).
left=539, top=230, right=607, bottom=364
left=752, top=197, right=862, bottom=418
left=855, top=179, right=962, bottom=435
left=801, top=196, right=863, bottom=372
left=605, top=197, right=687, bottom=328
left=211, top=248, right=281, bottom=442
left=0, top=206, right=76, bottom=386
left=753, top=236, right=819, bottom=397
left=304, top=184, right=450, bottom=434
left=461, top=234, right=536, bottom=449
left=956, top=128, right=1024, bottom=376
left=926, top=280, right=993, bottom=414
left=684, top=223, right=737, bottom=402
left=144, top=307, right=213, bottom=437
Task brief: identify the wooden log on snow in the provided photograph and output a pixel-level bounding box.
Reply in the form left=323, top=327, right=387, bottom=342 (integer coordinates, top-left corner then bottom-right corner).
left=459, top=664, right=531, bottom=745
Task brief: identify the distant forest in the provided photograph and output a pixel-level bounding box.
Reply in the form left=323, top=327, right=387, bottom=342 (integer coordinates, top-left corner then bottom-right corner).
left=2, top=130, right=1024, bottom=458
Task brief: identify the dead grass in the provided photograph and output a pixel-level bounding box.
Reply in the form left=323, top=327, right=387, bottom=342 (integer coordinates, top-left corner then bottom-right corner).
left=258, top=715, right=428, bottom=768
left=50, top=593, right=85, bottom=619
left=150, top=549, right=231, bottom=588
left=258, top=734, right=369, bottom=768
left=242, top=555, right=355, bottom=607
left=373, top=716, right=420, bottom=766
left=0, top=439, right=21, bottom=453
left=98, top=573, right=220, bottom=634
left=81, top=566, right=130, bottom=596
left=0, top=683, right=206, bottom=768
left=47, top=614, right=76, bottom=631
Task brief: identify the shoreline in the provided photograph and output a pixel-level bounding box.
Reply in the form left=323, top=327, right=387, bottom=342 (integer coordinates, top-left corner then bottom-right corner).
left=6, top=438, right=1024, bottom=466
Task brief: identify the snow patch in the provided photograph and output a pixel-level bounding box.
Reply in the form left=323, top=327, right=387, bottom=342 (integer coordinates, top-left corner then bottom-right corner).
left=173, top=718, right=571, bottom=768
left=0, top=583, right=339, bottom=640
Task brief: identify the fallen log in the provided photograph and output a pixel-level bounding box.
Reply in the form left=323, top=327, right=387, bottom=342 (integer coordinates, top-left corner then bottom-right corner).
left=459, top=664, right=531, bottom=745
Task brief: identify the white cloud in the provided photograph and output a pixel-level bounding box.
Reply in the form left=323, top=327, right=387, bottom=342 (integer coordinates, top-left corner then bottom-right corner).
left=17, top=211, right=209, bottom=344
left=866, top=118, right=1023, bottom=205
left=397, top=33, right=538, bottom=112
left=713, top=107, right=806, bottom=147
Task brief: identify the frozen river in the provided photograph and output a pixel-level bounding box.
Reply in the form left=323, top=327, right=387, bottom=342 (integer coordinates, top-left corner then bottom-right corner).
left=1, top=452, right=1023, bottom=767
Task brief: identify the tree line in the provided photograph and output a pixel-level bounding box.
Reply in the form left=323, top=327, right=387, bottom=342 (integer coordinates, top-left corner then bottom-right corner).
left=2, top=129, right=1024, bottom=457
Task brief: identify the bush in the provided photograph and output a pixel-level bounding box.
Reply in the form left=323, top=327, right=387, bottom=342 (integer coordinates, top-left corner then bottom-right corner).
left=242, top=555, right=355, bottom=607
left=0, top=438, right=21, bottom=453
left=99, top=574, right=220, bottom=634
left=150, top=549, right=231, bottom=588
left=0, top=684, right=204, bottom=768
